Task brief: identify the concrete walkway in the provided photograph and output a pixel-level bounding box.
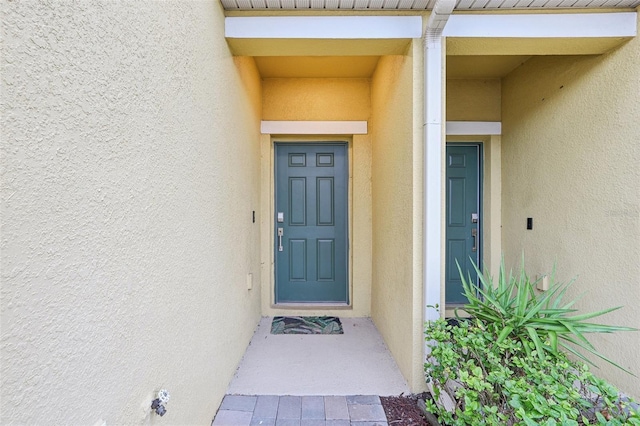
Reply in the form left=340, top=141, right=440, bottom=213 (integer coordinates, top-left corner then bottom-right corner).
left=213, top=394, right=388, bottom=426
left=212, top=317, right=407, bottom=425
left=226, top=317, right=410, bottom=396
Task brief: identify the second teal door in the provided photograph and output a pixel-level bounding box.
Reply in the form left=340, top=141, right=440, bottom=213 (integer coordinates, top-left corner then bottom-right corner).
left=445, top=144, right=481, bottom=305
left=275, top=143, right=349, bottom=303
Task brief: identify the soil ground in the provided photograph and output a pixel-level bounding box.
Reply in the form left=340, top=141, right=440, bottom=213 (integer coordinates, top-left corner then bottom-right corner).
left=380, top=393, right=429, bottom=426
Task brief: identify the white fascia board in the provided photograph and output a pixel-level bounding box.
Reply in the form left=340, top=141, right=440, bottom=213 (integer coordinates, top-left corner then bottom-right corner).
left=446, top=121, right=502, bottom=135
left=443, top=12, right=637, bottom=38
left=261, top=121, right=368, bottom=134
left=226, top=16, right=422, bottom=39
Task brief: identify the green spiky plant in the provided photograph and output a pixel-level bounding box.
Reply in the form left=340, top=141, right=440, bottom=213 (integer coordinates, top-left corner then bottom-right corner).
left=456, top=257, right=636, bottom=374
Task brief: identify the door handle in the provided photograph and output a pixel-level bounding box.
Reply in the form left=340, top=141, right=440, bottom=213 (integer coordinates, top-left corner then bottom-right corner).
left=277, top=228, right=284, bottom=252
left=471, top=228, right=477, bottom=252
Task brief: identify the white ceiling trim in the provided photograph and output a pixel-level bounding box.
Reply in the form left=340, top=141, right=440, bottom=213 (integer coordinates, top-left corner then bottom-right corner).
left=225, top=16, right=423, bottom=38
left=443, top=12, right=637, bottom=37
left=261, top=121, right=368, bottom=134
left=446, top=121, right=502, bottom=135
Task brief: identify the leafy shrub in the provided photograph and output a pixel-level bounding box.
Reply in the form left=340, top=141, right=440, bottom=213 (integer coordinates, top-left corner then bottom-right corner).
left=424, top=318, right=640, bottom=425
left=424, top=258, right=639, bottom=425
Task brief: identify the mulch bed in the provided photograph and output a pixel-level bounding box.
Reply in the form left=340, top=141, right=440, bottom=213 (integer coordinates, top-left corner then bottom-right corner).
left=380, top=393, right=430, bottom=426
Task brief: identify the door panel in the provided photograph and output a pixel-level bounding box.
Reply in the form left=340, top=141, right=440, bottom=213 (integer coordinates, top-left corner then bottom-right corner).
left=289, top=178, right=306, bottom=225
left=446, top=144, right=481, bottom=305
left=275, top=143, right=348, bottom=303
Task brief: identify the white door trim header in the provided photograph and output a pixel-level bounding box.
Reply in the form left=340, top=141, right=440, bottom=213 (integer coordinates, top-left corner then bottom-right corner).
left=261, top=121, right=368, bottom=135
left=446, top=121, right=502, bottom=136
left=261, top=120, right=500, bottom=136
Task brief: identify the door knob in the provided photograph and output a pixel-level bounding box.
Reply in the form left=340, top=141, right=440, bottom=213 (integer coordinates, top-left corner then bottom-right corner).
left=277, top=227, right=284, bottom=252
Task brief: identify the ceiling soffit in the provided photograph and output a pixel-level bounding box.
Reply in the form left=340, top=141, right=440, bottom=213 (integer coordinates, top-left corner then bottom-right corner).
left=221, top=0, right=640, bottom=10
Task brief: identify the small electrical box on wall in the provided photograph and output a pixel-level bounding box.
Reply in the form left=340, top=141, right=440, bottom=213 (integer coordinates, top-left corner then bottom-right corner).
left=527, top=218, right=533, bottom=230
left=247, top=273, right=253, bottom=290
left=537, top=275, right=550, bottom=291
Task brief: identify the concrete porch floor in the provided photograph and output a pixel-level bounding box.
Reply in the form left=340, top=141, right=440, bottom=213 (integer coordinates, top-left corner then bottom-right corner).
left=226, top=317, right=411, bottom=396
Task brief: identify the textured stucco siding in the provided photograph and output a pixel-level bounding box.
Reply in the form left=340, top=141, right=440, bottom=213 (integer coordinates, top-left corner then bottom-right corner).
left=501, top=12, right=640, bottom=398
left=262, top=78, right=371, bottom=121
left=1, top=1, right=262, bottom=424
left=446, top=79, right=501, bottom=122
left=370, top=53, right=425, bottom=392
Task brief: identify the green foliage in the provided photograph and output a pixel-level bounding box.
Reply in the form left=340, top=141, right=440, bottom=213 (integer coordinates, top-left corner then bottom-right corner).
left=424, top=318, right=640, bottom=425
left=457, top=257, right=636, bottom=373
left=424, top=258, right=638, bottom=425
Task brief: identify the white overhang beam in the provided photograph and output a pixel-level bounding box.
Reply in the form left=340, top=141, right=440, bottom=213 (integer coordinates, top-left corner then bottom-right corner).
left=225, top=16, right=423, bottom=39
left=225, top=16, right=424, bottom=56
left=444, top=12, right=637, bottom=55
left=443, top=12, right=637, bottom=38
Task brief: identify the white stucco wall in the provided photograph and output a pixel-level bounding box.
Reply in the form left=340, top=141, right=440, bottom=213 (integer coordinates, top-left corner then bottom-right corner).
left=501, top=11, right=640, bottom=398
left=1, top=1, right=262, bottom=424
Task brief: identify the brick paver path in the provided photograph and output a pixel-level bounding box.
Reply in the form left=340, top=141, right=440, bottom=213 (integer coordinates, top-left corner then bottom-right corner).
left=212, top=395, right=388, bottom=426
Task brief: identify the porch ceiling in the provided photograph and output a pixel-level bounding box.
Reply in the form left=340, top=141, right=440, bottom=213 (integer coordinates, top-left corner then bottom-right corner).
left=447, top=55, right=531, bottom=78
left=254, top=54, right=531, bottom=78
left=255, top=56, right=380, bottom=77
left=221, top=0, right=640, bottom=10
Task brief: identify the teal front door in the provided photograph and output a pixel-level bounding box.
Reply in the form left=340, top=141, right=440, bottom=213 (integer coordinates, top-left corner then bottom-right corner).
left=445, top=144, right=481, bottom=305
left=274, top=143, right=349, bottom=303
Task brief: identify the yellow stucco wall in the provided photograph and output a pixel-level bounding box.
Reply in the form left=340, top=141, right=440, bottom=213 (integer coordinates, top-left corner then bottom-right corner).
left=260, top=78, right=373, bottom=317
left=1, top=1, right=262, bottom=424
left=235, top=56, right=263, bottom=121
left=370, top=50, right=426, bottom=392
left=446, top=79, right=502, bottom=121
left=262, top=78, right=371, bottom=121
left=483, top=136, right=503, bottom=278
left=501, top=12, right=640, bottom=398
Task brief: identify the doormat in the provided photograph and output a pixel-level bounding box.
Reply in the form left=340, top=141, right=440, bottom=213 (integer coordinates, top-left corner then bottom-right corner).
left=271, top=316, right=343, bottom=335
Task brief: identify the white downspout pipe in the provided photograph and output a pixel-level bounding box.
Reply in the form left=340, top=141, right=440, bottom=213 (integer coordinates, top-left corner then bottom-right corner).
left=423, top=0, right=455, bottom=335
